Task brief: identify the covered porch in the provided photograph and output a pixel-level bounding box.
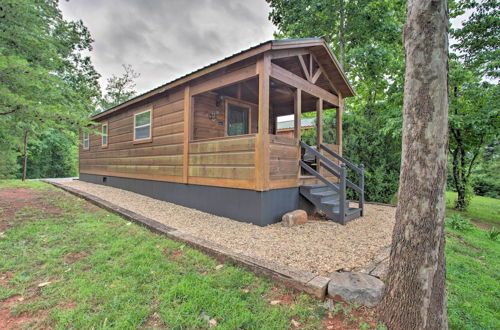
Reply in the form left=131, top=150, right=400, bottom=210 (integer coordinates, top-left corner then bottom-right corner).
left=185, top=50, right=344, bottom=192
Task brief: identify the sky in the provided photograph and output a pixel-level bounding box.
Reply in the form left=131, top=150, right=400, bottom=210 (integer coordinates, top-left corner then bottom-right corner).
left=59, top=0, right=276, bottom=94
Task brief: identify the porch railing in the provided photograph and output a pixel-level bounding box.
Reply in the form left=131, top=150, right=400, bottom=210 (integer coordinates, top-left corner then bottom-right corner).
left=299, top=142, right=365, bottom=223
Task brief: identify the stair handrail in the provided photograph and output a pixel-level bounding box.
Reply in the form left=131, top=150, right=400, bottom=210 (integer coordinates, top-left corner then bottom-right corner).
left=320, top=144, right=362, bottom=174
left=299, top=141, right=343, bottom=174
left=320, top=144, right=365, bottom=215
left=299, top=160, right=340, bottom=193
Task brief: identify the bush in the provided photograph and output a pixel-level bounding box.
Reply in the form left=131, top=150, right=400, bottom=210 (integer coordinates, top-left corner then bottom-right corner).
left=446, top=214, right=474, bottom=231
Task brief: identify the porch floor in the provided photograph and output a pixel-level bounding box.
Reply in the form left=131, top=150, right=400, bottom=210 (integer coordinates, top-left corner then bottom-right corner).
left=56, top=180, right=396, bottom=276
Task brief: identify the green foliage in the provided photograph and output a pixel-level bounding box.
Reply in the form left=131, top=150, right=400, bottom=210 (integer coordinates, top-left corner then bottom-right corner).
left=471, top=140, right=500, bottom=198
left=19, top=129, right=79, bottom=179
left=448, top=57, right=499, bottom=210
left=0, top=0, right=100, bottom=179
left=446, top=191, right=500, bottom=228
left=99, top=64, right=140, bottom=112
left=486, top=227, right=499, bottom=241
left=451, top=0, right=500, bottom=78
left=446, top=214, right=475, bottom=231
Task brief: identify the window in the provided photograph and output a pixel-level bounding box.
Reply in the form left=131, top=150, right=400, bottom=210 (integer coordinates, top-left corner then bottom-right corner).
left=83, top=131, right=89, bottom=149
left=134, top=109, right=152, bottom=141
left=101, top=123, right=108, bottom=147
left=226, top=102, right=250, bottom=136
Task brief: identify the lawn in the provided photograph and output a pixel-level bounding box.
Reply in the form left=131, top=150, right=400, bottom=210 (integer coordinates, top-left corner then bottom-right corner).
left=445, top=192, right=499, bottom=329
left=446, top=191, right=500, bottom=228
left=0, top=180, right=382, bottom=329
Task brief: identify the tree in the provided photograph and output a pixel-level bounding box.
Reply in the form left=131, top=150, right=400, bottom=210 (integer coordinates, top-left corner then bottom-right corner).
left=99, top=64, right=140, bottom=111
left=448, top=58, right=499, bottom=209
left=451, top=0, right=499, bottom=79
left=378, top=0, right=449, bottom=328
left=0, top=0, right=100, bottom=179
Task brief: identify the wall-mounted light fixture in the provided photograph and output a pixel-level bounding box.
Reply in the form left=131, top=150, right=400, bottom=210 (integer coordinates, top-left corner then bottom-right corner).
left=215, top=94, right=224, bottom=107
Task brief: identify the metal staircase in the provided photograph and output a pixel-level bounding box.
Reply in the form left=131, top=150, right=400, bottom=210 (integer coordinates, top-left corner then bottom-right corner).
left=299, top=142, right=365, bottom=225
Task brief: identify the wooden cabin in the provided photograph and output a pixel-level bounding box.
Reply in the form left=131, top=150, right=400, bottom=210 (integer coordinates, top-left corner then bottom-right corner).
left=79, top=38, right=365, bottom=226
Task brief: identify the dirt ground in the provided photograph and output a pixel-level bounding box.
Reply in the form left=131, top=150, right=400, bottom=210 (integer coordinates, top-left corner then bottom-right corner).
left=58, top=180, right=395, bottom=276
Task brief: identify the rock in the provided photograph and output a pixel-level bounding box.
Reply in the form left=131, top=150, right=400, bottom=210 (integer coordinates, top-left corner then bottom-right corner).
left=327, top=272, right=385, bottom=307
left=281, top=210, right=308, bottom=227
left=215, top=264, right=224, bottom=270
left=270, top=300, right=281, bottom=305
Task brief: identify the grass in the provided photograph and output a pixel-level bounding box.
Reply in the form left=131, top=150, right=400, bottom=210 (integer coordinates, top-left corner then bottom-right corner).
left=446, top=191, right=500, bottom=228
left=1, top=180, right=497, bottom=329
left=445, top=192, right=500, bottom=329
left=0, top=180, right=384, bottom=329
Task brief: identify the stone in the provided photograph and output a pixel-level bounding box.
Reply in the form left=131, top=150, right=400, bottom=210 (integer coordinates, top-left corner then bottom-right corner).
left=281, top=210, right=308, bottom=227
left=327, top=271, right=385, bottom=307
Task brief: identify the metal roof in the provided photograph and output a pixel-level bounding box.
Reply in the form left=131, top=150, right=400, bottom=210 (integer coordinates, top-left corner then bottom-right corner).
left=91, top=37, right=354, bottom=121
left=277, top=117, right=316, bottom=130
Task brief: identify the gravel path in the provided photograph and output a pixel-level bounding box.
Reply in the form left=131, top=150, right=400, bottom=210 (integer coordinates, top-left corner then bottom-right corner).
left=58, top=180, right=395, bottom=276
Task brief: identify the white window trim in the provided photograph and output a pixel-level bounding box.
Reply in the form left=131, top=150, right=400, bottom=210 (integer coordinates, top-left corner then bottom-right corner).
left=101, top=123, right=108, bottom=147
left=83, top=131, right=89, bottom=150
left=133, top=109, right=152, bottom=141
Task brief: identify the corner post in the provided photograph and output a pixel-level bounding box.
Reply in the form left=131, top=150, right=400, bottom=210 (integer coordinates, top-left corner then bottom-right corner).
left=255, top=53, right=271, bottom=191
left=316, top=98, right=323, bottom=174
left=339, top=163, right=346, bottom=224
left=359, top=163, right=365, bottom=216
left=337, top=94, right=343, bottom=156
left=294, top=88, right=302, bottom=179
left=183, top=85, right=191, bottom=183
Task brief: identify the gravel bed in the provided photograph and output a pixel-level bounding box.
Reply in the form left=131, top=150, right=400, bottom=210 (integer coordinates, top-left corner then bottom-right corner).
left=58, top=180, right=395, bottom=276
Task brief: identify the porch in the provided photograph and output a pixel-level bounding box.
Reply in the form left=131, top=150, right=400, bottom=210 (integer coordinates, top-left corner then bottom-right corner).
left=184, top=50, right=364, bottom=224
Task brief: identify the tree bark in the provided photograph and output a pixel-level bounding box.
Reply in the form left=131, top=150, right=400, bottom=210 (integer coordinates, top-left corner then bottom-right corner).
left=22, top=130, right=28, bottom=181
left=378, top=0, right=449, bottom=329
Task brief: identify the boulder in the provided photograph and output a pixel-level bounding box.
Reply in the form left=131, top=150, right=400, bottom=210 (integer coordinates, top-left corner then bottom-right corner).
left=327, top=271, right=385, bottom=307
left=281, top=210, right=308, bottom=227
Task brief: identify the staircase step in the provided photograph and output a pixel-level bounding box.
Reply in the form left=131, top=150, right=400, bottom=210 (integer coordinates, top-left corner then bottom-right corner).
left=311, top=190, right=337, bottom=198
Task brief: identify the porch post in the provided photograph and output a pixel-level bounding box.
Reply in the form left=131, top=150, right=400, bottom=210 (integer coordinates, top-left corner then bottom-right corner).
left=336, top=94, right=343, bottom=156
left=294, top=89, right=302, bottom=139
left=316, top=98, right=323, bottom=173
left=255, top=53, right=271, bottom=191
left=183, top=85, right=191, bottom=183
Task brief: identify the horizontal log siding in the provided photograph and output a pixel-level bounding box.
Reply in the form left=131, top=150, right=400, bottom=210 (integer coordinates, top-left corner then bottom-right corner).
left=269, top=135, right=299, bottom=181
left=188, top=136, right=256, bottom=185
left=80, top=90, right=185, bottom=181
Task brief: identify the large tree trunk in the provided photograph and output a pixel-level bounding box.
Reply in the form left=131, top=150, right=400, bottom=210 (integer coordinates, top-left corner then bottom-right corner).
left=22, top=130, right=28, bottom=181
left=378, top=0, right=449, bottom=329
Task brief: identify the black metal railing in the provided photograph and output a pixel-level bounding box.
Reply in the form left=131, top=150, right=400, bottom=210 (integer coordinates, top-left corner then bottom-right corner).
left=299, top=142, right=365, bottom=223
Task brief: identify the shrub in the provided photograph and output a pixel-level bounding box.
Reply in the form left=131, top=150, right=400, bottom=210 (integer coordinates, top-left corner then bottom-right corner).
left=446, top=214, right=474, bottom=231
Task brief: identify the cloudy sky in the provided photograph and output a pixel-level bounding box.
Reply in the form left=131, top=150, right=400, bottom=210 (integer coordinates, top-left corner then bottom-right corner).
left=60, top=0, right=276, bottom=94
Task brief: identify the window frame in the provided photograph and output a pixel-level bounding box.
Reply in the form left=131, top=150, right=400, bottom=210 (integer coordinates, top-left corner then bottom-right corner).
left=101, top=122, right=108, bottom=148
left=133, top=109, right=153, bottom=143
left=225, top=99, right=251, bottom=137
left=82, top=131, right=89, bottom=150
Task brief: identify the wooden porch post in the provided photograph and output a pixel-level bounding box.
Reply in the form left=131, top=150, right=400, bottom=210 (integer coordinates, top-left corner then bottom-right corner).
left=182, top=85, right=191, bottom=183
left=294, top=89, right=302, bottom=139
left=316, top=98, right=323, bottom=173
left=337, top=94, right=343, bottom=156
left=255, top=53, right=271, bottom=191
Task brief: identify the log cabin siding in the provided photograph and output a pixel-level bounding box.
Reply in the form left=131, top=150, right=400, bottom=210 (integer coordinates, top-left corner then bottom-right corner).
left=80, top=89, right=185, bottom=182
left=188, top=135, right=256, bottom=184
left=269, top=135, right=299, bottom=181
